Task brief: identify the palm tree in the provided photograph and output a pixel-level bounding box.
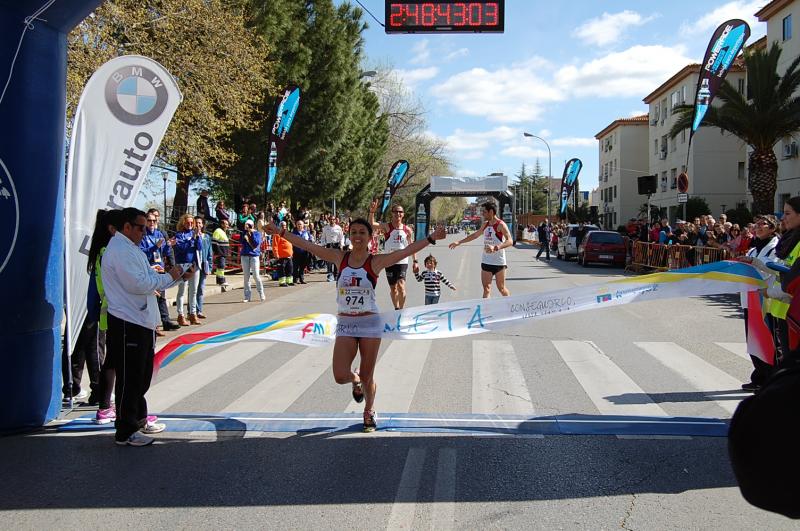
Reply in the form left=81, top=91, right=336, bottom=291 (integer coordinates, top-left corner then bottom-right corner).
left=670, top=43, right=800, bottom=215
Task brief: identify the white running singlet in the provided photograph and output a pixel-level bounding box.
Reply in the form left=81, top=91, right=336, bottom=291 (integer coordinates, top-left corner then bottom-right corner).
left=336, top=253, right=380, bottom=315
left=481, top=220, right=507, bottom=266
left=384, top=223, right=412, bottom=265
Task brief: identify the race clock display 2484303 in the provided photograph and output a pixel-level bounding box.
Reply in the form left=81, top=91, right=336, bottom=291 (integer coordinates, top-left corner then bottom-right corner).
left=385, top=1, right=504, bottom=34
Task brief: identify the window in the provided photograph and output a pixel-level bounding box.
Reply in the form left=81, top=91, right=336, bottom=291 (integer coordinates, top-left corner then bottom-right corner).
left=661, top=172, right=667, bottom=192
left=654, top=104, right=660, bottom=123
left=670, top=168, right=677, bottom=189
left=738, top=161, right=745, bottom=180
left=613, top=159, right=617, bottom=174
left=613, top=185, right=617, bottom=199
left=613, top=213, right=617, bottom=226
left=738, top=78, right=745, bottom=95
left=654, top=139, right=659, bottom=154
left=784, top=14, right=792, bottom=41
left=681, top=85, right=687, bottom=104
left=661, top=98, right=668, bottom=120
left=670, top=136, right=677, bottom=152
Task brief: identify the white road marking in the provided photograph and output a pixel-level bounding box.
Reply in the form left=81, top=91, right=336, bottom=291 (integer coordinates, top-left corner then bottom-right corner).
left=472, top=340, right=534, bottom=415
left=344, top=340, right=432, bottom=413
left=386, top=447, right=426, bottom=530
left=635, top=342, right=747, bottom=415
left=714, top=342, right=750, bottom=361
left=553, top=340, right=668, bottom=417
left=432, top=447, right=457, bottom=530
left=223, top=344, right=332, bottom=412
left=148, top=342, right=273, bottom=412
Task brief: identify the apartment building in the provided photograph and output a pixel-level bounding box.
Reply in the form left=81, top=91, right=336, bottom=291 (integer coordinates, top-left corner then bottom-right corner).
left=594, top=115, right=649, bottom=228
left=755, top=0, right=800, bottom=210
left=643, top=65, right=748, bottom=221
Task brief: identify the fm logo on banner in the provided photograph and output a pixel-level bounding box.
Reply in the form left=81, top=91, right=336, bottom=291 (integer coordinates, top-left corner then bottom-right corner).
left=559, top=158, right=583, bottom=215
left=266, top=86, right=301, bottom=193
left=691, top=19, right=750, bottom=135
left=380, top=160, right=410, bottom=217
left=65, top=56, right=182, bottom=354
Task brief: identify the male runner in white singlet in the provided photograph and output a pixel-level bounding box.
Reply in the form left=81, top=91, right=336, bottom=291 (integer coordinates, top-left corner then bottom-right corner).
left=449, top=201, right=513, bottom=298
left=368, top=199, right=417, bottom=309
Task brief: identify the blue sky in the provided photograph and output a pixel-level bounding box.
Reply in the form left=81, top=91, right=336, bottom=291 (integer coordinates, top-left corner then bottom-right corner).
left=354, top=0, right=768, bottom=191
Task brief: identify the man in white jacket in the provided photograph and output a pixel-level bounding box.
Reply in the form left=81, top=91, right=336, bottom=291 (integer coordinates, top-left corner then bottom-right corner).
left=102, top=208, right=191, bottom=446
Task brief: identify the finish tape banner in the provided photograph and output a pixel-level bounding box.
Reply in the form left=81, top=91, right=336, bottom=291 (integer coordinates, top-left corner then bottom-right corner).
left=559, top=158, right=582, bottom=215
left=267, top=85, right=301, bottom=193
left=65, top=55, right=182, bottom=354
left=691, top=19, right=750, bottom=136
left=381, top=160, right=410, bottom=217
left=155, top=261, right=764, bottom=367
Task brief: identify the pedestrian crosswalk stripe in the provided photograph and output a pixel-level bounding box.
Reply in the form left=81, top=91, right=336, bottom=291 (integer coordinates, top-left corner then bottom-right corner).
left=432, top=448, right=457, bottom=529
left=634, top=342, right=746, bottom=415
left=472, top=340, right=533, bottom=415
left=344, top=340, right=432, bottom=413
left=714, top=342, right=750, bottom=361
left=387, top=447, right=426, bottom=529
left=553, top=340, right=669, bottom=417
left=223, top=344, right=332, bottom=413
left=148, top=342, right=273, bottom=412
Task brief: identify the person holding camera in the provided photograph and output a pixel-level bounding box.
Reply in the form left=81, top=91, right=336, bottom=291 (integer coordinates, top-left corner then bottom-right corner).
left=101, top=208, right=193, bottom=446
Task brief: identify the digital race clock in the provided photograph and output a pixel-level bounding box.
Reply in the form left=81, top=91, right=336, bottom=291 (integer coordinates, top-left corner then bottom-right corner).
left=385, top=1, right=504, bottom=34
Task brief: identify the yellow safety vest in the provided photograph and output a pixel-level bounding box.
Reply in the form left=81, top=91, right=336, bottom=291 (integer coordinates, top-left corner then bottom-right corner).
left=767, top=240, right=800, bottom=319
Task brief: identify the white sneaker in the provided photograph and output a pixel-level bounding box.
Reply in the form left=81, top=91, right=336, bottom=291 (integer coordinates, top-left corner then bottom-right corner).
left=242, top=298, right=250, bottom=303
left=115, top=432, right=154, bottom=447
left=66, top=389, right=89, bottom=402
left=140, top=422, right=166, bottom=434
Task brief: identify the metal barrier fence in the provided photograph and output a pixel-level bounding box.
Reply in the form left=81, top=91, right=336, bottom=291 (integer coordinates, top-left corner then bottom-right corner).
left=629, top=241, right=731, bottom=272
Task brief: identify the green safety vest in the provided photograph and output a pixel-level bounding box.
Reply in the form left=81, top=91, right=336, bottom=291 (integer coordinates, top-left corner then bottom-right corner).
left=767, top=240, right=800, bottom=320
left=95, top=248, right=108, bottom=331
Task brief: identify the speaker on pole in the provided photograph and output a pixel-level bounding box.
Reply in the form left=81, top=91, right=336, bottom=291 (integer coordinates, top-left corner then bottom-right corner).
left=637, top=174, right=657, bottom=195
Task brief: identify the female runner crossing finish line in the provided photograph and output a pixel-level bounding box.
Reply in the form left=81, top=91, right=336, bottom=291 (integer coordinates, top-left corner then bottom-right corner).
left=265, top=218, right=446, bottom=432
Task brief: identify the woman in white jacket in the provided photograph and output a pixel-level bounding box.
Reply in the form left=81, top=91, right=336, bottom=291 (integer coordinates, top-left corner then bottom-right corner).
left=739, top=215, right=780, bottom=391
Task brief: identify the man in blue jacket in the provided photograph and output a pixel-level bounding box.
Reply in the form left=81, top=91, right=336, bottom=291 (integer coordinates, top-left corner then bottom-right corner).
left=140, top=212, right=179, bottom=333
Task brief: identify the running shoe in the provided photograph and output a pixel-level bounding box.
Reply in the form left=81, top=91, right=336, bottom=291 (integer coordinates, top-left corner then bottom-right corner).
left=352, top=370, right=364, bottom=403
left=363, top=410, right=377, bottom=433
left=140, top=422, right=166, bottom=434
left=115, top=432, right=154, bottom=447
left=94, top=407, right=116, bottom=425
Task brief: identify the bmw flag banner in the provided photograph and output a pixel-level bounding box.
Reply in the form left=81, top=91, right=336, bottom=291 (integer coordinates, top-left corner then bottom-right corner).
left=691, top=19, right=750, bottom=139
left=559, top=158, right=583, bottom=215
left=380, top=160, right=410, bottom=217
left=266, top=85, right=301, bottom=193
left=65, top=56, right=182, bottom=355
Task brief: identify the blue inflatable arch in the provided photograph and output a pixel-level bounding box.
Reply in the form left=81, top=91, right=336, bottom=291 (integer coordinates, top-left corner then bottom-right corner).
left=0, top=0, right=104, bottom=431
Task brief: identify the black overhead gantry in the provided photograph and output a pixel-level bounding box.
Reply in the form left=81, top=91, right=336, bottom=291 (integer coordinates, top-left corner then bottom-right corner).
left=413, top=176, right=515, bottom=244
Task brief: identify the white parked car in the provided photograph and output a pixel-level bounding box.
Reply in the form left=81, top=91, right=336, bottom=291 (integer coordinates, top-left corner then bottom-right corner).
left=557, top=224, right=600, bottom=260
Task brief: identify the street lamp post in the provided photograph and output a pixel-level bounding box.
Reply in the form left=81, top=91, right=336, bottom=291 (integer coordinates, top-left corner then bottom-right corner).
left=523, top=132, right=551, bottom=219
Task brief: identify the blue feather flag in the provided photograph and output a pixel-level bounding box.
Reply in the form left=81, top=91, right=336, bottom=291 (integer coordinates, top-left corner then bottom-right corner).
left=380, top=160, right=410, bottom=217
left=266, top=85, right=301, bottom=193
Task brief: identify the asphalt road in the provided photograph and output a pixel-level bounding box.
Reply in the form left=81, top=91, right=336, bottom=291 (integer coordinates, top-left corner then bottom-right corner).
left=1, top=235, right=794, bottom=529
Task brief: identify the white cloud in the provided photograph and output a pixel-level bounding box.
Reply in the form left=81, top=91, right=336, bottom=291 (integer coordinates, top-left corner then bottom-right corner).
left=551, top=137, right=597, bottom=147
left=500, top=146, right=551, bottom=158
left=410, top=39, right=430, bottom=65
left=573, top=10, right=659, bottom=47
left=444, top=48, right=470, bottom=61
left=394, top=67, right=439, bottom=88
left=538, top=129, right=552, bottom=138
left=629, top=109, right=647, bottom=117
left=680, top=1, right=763, bottom=37
left=555, top=45, right=694, bottom=98
left=445, top=126, right=519, bottom=151
left=430, top=58, right=563, bottom=123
